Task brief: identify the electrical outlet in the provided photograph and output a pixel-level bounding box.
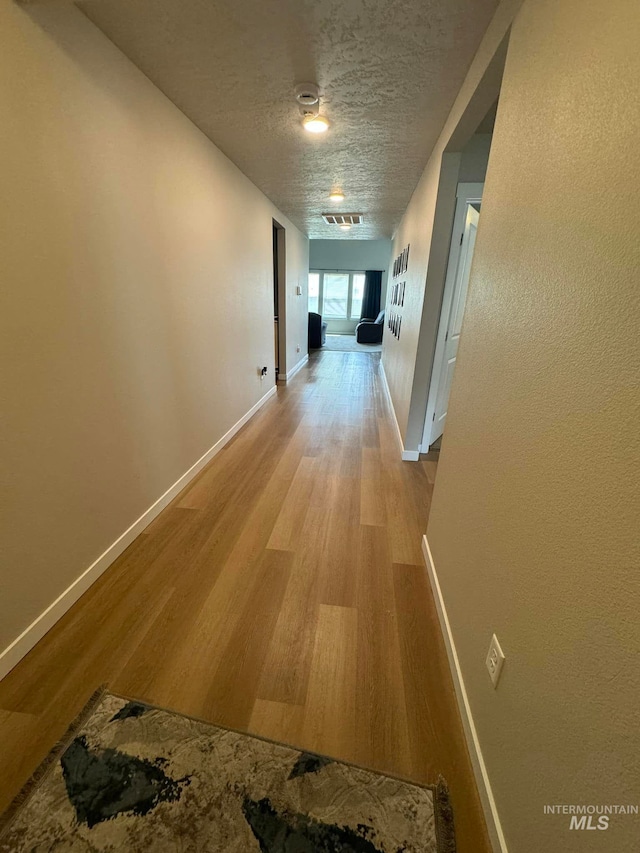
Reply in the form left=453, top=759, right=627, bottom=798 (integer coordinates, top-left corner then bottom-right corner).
left=485, top=634, right=505, bottom=688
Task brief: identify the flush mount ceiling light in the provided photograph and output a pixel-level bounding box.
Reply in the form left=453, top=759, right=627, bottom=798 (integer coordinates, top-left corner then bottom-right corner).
left=295, top=83, right=330, bottom=134
left=302, top=114, right=330, bottom=133
left=339, top=223, right=351, bottom=230
left=329, top=191, right=345, bottom=202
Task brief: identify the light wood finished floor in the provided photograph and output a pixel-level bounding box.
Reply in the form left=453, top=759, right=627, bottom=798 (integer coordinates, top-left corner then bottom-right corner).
left=0, top=351, right=490, bottom=852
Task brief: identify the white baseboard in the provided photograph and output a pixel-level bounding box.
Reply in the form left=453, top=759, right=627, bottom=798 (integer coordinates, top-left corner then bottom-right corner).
left=401, top=448, right=420, bottom=461
left=0, top=384, right=277, bottom=683
left=379, top=361, right=421, bottom=462
left=421, top=535, right=508, bottom=853
left=379, top=360, right=404, bottom=452
left=278, top=353, right=308, bottom=382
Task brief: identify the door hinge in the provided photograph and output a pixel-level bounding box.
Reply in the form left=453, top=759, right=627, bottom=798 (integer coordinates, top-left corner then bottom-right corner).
left=445, top=331, right=448, bottom=341
left=460, top=232, right=464, bottom=245
left=432, top=412, right=435, bottom=421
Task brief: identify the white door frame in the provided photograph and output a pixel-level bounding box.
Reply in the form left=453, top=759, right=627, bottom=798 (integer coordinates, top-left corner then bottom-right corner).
left=273, top=221, right=287, bottom=380
left=420, top=182, right=483, bottom=452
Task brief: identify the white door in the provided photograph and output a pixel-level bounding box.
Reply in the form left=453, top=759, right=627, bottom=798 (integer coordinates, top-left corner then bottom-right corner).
left=430, top=204, right=479, bottom=443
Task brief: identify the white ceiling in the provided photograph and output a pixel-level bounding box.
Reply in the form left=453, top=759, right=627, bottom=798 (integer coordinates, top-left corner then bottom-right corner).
left=77, top=0, right=498, bottom=238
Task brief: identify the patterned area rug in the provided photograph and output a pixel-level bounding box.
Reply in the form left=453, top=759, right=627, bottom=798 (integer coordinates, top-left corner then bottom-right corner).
left=322, top=334, right=382, bottom=353
left=0, top=690, right=456, bottom=852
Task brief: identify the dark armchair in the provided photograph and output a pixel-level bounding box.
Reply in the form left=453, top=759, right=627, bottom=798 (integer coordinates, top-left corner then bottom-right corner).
left=356, top=310, right=385, bottom=344
left=308, top=312, right=327, bottom=349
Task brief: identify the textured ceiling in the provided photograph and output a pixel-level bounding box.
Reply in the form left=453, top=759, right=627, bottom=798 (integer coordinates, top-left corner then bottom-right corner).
left=77, top=0, right=498, bottom=238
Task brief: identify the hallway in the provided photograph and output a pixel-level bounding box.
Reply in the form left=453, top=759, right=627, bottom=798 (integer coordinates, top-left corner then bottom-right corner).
left=0, top=351, right=489, bottom=851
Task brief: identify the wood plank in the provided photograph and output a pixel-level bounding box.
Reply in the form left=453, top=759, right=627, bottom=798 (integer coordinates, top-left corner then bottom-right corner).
left=360, top=447, right=386, bottom=526
left=267, top=456, right=318, bottom=551
left=300, top=604, right=358, bottom=761
left=422, top=459, right=439, bottom=484
left=384, top=471, right=425, bottom=565
left=249, top=698, right=305, bottom=748
left=317, top=475, right=361, bottom=607
left=394, top=561, right=491, bottom=852
left=0, top=709, right=39, bottom=813
left=354, top=526, right=411, bottom=773
left=122, top=473, right=293, bottom=713
left=202, top=549, right=293, bottom=728
left=257, top=475, right=336, bottom=705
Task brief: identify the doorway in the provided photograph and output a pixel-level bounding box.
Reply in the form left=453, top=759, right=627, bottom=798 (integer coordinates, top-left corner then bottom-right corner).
left=422, top=183, right=483, bottom=449
left=272, top=220, right=286, bottom=378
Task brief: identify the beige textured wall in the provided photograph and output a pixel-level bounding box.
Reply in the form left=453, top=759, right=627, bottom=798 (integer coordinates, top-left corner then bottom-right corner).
left=427, top=0, right=640, bottom=850
left=282, top=225, right=310, bottom=374
left=381, top=0, right=521, bottom=450
left=0, top=1, right=308, bottom=657
left=458, top=133, right=493, bottom=183
left=382, top=151, right=455, bottom=443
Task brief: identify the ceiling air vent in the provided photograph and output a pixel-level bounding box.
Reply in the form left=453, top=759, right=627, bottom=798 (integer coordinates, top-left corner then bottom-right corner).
left=321, top=213, right=364, bottom=226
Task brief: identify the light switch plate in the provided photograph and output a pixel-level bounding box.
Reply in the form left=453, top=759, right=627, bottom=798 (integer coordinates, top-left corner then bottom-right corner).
left=485, top=633, right=505, bottom=688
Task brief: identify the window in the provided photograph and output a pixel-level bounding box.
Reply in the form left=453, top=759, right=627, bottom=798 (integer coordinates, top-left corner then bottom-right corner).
left=350, top=273, right=366, bottom=319
left=308, top=270, right=367, bottom=320
left=308, top=273, right=320, bottom=313
left=323, top=273, right=349, bottom=318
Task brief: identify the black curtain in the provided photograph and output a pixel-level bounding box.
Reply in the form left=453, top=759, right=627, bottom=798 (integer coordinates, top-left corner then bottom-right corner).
left=360, top=270, right=383, bottom=320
